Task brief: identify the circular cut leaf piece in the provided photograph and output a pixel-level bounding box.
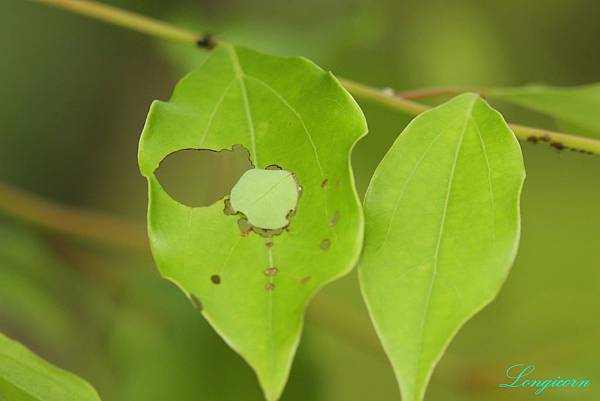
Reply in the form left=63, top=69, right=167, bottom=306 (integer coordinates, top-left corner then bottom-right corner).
left=229, top=168, right=299, bottom=230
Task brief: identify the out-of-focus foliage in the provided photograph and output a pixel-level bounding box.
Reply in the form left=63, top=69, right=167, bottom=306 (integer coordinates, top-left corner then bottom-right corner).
left=1, top=0, right=599, bottom=400
left=489, top=84, right=600, bottom=137
left=0, top=331, right=101, bottom=401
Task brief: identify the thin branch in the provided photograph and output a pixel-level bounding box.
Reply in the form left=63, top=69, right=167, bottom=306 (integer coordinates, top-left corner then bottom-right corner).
left=396, top=86, right=483, bottom=100
left=0, top=181, right=147, bottom=250
left=509, top=124, right=600, bottom=154
left=30, top=0, right=600, bottom=155
left=33, top=0, right=199, bottom=44
left=338, top=78, right=430, bottom=115
left=340, top=79, right=600, bottom=154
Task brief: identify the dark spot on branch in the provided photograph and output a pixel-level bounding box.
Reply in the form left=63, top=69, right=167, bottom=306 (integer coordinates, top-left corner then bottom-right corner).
left=265, top=283, right=275, bottom=291
left=196, top=34, right=216, bottom=50
left=524, top=136, right=595, bottom=155
left=264, top=267, right=279, bottom=277
left=320, top=239, right=331, bottom=251
left=210, top=274, right=221, bottom=284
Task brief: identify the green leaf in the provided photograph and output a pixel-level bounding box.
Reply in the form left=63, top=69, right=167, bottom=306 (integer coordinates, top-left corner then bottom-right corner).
left=0, top=332, right=101, bottom=401
left=488, top=83, right=600, bottom=137
left=359, top=94, right=524, bottom=401
left=138, top=43, right=367, bottom=400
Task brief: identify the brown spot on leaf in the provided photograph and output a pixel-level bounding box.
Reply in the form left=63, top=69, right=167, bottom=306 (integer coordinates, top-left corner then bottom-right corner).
left=264, top=267, right=279, bottom=277
left=210, top=274, right=221, bottom=284
left=265, top=283, right=275, bottom=291
left=265, top=241, right=274, bottom=248
left=189, top=294, right=203, bottom=310
left=321, top=178, right=328, bottom=188
left=252, top=225, right=285, bottom=238
left=329, top=211, right=340, bottom=227
left=320, top=239, right=331, bottom=251
left=223, top=199, right=236, bottom=215
left=238, top=219, right=252, bottom=236
left=300, top=276, right=311, bottom=285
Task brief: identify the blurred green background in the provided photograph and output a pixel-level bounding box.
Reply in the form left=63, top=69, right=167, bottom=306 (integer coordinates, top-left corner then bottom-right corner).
left=1, top=1, right=599, bottom=400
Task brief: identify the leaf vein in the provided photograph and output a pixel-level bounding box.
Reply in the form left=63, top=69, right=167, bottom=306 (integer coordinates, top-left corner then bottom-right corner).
left=199, top=78, right=238, bottom=147
left=226, top=45, right=259, bottom=166
left=243, top=74, right=325, bottom=178
left=472, top=119, right=496, bottom=243
left=413, top=97, right=476, bottom=391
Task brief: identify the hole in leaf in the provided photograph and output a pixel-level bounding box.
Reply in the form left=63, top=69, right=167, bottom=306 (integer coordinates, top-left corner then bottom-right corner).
left=155, top=145, right=252, bottom=207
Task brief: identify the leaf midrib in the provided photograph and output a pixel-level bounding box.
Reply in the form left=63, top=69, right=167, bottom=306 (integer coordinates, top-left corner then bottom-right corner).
left=226, top=45, right=259, bottom=166
left=411, top=97, right=476, bottom=398
left=225, top=44, right=277, bottom=376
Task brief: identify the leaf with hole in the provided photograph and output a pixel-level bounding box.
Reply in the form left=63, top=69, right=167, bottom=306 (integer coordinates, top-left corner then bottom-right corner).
left=0, top=331, right=102, bottom=401
left=488, top=83, right=600, bottom=137
left=359, top=94, right=525, bottom=401
left=138, top=43, right=367, bottom=400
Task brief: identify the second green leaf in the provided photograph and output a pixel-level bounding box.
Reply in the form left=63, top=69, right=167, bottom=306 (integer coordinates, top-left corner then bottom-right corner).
left=359, top=93, right=525, bottom=401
